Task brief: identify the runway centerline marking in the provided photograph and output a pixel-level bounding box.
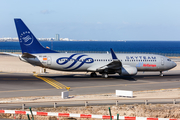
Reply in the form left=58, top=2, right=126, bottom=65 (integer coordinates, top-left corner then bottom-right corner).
left=34, top=75, right=70, bottom=90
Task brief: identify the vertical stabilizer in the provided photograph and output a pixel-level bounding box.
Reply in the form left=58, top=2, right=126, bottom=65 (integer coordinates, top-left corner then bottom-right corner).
left=14, top=19, right=58, bottom=54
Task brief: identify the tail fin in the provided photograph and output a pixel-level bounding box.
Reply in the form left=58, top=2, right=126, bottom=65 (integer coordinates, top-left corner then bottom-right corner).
left=14, top=18, right=58, bottom=54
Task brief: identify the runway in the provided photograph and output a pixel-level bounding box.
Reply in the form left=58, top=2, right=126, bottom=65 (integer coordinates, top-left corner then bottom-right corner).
left=0, top=70, right=180, bottom=98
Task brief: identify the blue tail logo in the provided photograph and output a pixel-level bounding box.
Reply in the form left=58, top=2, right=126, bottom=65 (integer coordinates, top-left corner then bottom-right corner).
left=20, top=31, right=34, bottom=46
left=14, top=18, right=58, bottom=54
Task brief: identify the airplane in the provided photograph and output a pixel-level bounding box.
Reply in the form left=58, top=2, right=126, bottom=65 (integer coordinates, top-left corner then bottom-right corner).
left=5, top=18, right=177, bottom=78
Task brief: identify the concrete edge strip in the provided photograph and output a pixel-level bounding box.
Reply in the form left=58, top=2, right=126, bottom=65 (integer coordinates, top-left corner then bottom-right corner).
left=0, top=110, right=180, bottom=120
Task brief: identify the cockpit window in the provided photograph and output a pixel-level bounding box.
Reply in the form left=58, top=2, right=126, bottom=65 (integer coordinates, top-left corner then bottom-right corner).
left=167, top=59, right=171, bottom=61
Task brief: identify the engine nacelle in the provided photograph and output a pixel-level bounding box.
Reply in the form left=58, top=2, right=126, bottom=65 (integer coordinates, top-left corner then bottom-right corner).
left=118, top=65, right=137, bottom=76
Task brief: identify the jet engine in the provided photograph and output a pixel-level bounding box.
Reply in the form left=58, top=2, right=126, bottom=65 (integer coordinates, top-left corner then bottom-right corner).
left=117, top=65, right=137, bottom=76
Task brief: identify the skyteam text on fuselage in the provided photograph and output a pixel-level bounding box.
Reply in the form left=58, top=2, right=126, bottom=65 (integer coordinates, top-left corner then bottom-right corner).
left=8, top=19, right=177, bottom=78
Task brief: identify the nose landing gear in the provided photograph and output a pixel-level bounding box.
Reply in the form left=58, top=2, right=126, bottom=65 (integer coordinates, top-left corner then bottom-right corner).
left=160, top=71, right=163, bottom=76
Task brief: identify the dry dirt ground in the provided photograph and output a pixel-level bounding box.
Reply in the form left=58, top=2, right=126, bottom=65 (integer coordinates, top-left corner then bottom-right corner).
left=1, top=104, right=180, bottom=120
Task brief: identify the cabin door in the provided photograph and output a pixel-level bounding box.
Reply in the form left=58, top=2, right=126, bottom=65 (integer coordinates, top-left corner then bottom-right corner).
left=161, top=57, right=164, bottom=65
left=47, top=56, right=52, bottom=65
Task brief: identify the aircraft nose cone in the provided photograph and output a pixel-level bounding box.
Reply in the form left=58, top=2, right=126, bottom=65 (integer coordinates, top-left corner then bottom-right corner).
left=172, top=62, right=177, bottom=68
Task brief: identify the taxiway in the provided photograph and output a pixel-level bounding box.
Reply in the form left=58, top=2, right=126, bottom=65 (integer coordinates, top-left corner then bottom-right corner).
left=0, top=71, right=180, bottom=98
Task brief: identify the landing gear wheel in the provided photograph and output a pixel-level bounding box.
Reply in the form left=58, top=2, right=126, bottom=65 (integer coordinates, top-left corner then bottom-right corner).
left=160, top=71, right=163, bottom=77
left=90, top=72, right=97, bottom=77
left=102, top=73, right=108, bottom=78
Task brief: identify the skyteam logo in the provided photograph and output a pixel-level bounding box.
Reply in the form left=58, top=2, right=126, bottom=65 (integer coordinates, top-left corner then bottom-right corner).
left=56, top=53, right=94, bottom=70
left=20, top=31, right=33, bottom=46
left=136, top=62, right=143, bottom=67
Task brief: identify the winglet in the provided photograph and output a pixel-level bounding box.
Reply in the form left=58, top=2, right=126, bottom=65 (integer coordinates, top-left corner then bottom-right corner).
left=110, top=48, right=118, bottom=60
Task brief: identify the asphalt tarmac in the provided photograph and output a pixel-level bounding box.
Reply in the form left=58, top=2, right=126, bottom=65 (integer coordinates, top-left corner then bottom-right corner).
left=0, top=71, right=180, bottom=109
left=0, top=70, right=180, bottom=98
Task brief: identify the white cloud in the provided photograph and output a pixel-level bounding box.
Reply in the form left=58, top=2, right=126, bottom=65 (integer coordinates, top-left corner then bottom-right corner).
left=40, top=10, right=52, bottom=14
left=97, top=22, right=102, bottom=24
left=122, top=21, right=129, bottom=25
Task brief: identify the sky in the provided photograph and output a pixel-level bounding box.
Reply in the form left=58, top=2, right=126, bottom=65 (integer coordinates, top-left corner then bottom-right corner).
left=1, top=0, right=180, bottom=41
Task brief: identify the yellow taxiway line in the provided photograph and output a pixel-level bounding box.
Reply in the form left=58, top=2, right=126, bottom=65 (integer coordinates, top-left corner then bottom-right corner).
left=34, top=74, right=70, bottom=90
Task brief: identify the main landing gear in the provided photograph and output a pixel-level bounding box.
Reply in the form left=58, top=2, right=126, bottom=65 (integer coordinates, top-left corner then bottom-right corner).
left=90, top=72, right=97, bottom=77
left=90, top=72, right=109, bottom=78
left=160, top=71, right=163, bottom=77
left=102, top=73, right=108, bottom=78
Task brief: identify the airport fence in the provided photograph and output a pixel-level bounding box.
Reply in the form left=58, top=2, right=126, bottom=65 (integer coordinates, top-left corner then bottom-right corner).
left=0, top=49, right=180, bottom=57
left=1, top=109, right=179, bottom=120
left=1, top=98, right=179, bottom=110
left=0, top=98, right=180, bottom=119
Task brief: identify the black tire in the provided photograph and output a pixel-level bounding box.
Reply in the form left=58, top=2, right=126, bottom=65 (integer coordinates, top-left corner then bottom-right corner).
left=102, top=73, right=108, bottom=78
left=90, top=72, right=97, bottom=77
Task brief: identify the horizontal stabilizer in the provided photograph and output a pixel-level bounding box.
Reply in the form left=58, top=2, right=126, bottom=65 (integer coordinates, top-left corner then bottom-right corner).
left=3, top=52, right=19, bottom=57
left=22, top=53, right=36, bottom=58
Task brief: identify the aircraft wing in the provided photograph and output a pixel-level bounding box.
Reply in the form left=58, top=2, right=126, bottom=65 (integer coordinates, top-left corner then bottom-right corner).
left=87, top=48, right=122, bottom=71
left=97, top=48, right=122, bottom=71
left=104, top=59, right=121, bottom=69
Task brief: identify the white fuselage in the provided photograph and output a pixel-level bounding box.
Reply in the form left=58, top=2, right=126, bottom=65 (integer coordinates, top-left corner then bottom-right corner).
left=20, top=52, right=176, bottom=73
